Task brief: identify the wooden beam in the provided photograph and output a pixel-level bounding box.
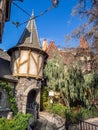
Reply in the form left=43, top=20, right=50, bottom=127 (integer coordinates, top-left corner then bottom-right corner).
left=27, top=50, right=31, bottom=74
left=31, top=53, right=38, bottom=67
left=38, top=59, right=43, bottom=75
left=13, top=73, right=43, bottom=79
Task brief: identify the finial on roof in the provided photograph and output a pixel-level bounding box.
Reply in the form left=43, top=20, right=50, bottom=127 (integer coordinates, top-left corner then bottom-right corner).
left=17, top=10, right=40, bottom=48
left=79, top=35, right=89, bottom=49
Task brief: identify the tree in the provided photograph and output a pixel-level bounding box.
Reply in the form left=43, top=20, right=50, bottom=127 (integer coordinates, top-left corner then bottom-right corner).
left=66, top=0, right=98, bottom=51
left=44, top=54, right=87, bottom=109
left=63, top=65, right=86, bottom=108
left=84, top=71, right=98, bottom=106
left=44, top=53, right=70, bottom=107
left=44, top=53, right=64, bottom=91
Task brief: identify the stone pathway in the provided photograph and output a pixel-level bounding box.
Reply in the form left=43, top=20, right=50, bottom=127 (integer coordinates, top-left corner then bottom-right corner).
left=32, top=111, right=98, bottom=130
left=34, top=118, right=58, bottom=130
left=86, top=117, right=98, bottom=125
left=34, top=112, right=65, bottom=130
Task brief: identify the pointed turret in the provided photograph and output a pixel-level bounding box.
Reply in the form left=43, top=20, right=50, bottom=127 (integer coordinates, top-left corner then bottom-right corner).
left=8, top=11, right=48, bottom=79
left=17, top=12, right=40, bottom=48
left=76, top=35, right=91, bottom=56
left=79, top=35, right=89, bottom=49
left=42, top=39, right=48, bottom=51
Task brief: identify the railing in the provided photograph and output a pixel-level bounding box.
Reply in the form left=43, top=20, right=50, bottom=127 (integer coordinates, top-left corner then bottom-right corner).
left=66, top=120, right=98, bottom=130
left=79, top=120, right=98, bottom=130
left=26, top=103, right=38, bottom=121
left=26, top=104, right=38, bottom=130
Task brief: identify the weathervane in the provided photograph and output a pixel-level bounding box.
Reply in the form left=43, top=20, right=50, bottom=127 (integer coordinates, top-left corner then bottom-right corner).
left=12, top=0, right=59, bottom=27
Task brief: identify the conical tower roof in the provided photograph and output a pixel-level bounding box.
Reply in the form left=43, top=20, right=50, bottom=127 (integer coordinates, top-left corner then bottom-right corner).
left=76, top=35, right=93, bottom=56
left=17, top=11, right=40, bottom=48
left=79, top=35, right=89, bottom=49
left=8, top=11, right=47, bottom=56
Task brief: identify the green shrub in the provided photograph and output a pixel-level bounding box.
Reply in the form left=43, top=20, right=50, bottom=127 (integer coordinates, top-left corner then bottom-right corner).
left=80, top=107, right=98, bottom=119
left=50, top=103, right=67, bottom=118
left=0, top=113, right=33, bottom=130
left=65, top=109, right=83, bottom=124
left=40, top=87, right=49, bottom=110
left=53, top=104, right=67, bottom=117
left=65, top=107, right=98, bottom=125
left=43, top=101, right=50, bottom=111
left=0, top=118, right=7, bottom=130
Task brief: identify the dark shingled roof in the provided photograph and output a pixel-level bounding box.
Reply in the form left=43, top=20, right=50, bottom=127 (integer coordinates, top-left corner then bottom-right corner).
left=0, top=49, right=17, bottom=82
left=7, top=12, right=48, bottom=58
left=0, top=49, right=10, bottom=61
left=17, top=12, right=40, bottom=49
left=0, top=58, right=18, bottom=82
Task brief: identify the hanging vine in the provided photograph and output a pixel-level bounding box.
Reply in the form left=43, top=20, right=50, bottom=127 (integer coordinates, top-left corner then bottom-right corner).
left=0, top=81, right=18, bottom=115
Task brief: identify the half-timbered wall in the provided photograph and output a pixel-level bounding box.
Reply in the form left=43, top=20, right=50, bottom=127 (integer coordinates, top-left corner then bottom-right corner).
left=11, top=49, right=44, bottom=79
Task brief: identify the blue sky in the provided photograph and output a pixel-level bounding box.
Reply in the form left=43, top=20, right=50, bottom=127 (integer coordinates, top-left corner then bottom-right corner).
left=0, top=0, right=86, bottom=50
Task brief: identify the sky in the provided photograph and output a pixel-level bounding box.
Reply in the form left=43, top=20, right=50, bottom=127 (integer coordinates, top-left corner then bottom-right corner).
left=0, top=0, right=86, bottom=50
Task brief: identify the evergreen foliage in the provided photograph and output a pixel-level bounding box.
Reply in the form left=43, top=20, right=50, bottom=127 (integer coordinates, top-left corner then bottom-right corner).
left=44, top=54, right=63, bottom=90
left=44, top=54, right=98, bottom=109
left=40, top=87, right=49, bottom=111
left=84, top=71, right=98, bottom=105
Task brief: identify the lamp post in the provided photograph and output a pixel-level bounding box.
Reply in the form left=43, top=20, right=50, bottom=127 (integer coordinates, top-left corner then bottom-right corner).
left=49, top=90, right=54, bottom=107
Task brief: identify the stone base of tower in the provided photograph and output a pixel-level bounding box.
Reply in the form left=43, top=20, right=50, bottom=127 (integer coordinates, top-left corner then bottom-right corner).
left=15, top=78, right=41, bottom=114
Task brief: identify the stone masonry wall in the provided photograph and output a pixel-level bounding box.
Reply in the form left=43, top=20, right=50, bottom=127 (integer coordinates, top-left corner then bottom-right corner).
left=15, top=78, right=41, bottom=114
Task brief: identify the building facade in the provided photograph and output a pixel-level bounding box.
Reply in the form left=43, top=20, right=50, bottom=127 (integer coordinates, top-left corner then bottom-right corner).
left=44, top=35, right=94, bottom=73
left=0, top=9, right=96, bottom=118
left=0, top=12, right=48, bottom=118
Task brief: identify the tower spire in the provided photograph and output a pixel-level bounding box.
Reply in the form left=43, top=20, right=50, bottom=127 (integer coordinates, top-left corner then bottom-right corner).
left=17, top=11, right=40, bottom=48
left=79, top=35, right=89, bottom=49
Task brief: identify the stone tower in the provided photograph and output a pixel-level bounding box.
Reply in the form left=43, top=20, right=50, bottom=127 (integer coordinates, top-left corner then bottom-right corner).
left=8, top=12, right=48, bottom=114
